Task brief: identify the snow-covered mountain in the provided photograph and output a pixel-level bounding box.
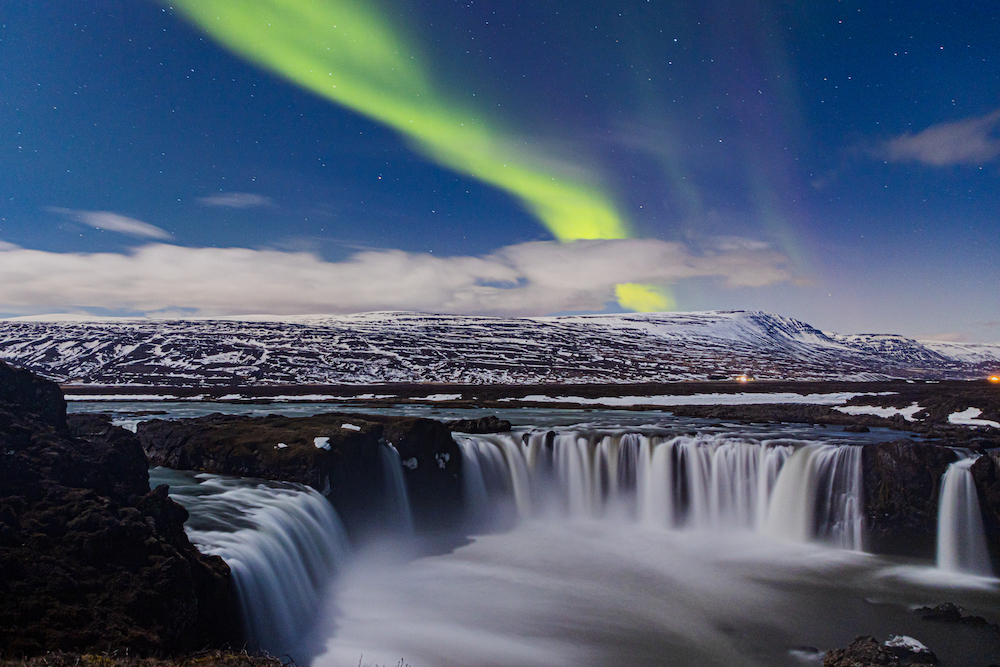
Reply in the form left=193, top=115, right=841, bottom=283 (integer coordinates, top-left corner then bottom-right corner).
left=0, top=310, right=997, bottom=387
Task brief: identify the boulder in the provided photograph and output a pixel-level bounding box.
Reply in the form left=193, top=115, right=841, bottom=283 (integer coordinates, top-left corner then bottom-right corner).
left=137, top=412, right=463, bottom=538
left=915, top=602, right=998, bottom=630
left=823, top=636, right=899, bottom=667
left=0, top=362, right=238, bottom=656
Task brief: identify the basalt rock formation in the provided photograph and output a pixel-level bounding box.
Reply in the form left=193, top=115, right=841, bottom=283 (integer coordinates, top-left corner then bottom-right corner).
left=0, top=362, right=237, bottom=656
left=137, top=412, right=463, bottom=538
left=971, top=452, right=1000, bottom=569
left=862, top=440, right=959, bottom=559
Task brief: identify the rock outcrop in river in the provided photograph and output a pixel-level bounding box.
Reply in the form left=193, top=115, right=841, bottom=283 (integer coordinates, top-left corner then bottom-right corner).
left=862, top=440, right=959, bottom=558
left=0, top=362, right=237, bottom=656
left=971, top=451, right=1000, bottom=568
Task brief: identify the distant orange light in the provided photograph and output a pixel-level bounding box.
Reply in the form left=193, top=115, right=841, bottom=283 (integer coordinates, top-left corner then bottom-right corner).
left=990, top=375, right=1000, bottom=383
left=736, top=375, right=750, bottom=383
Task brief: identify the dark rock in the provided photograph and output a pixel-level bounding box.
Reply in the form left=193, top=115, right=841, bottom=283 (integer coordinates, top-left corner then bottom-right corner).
left=137, top=412, right=464, bottom=538
left=844, top=424, right=871, bottom=433
left=862, top=441, right=958, bottom=558
left=916, top=603, right=999, bottom=631
left=0, top=361, right=238, bottom=656
left=971, top=454, right=1000, bottom=570
left=823, top=636, right=899, bottom=666
left=0, top=362, right=67, bottom=432
left=444, top=415, right=512, bottom=433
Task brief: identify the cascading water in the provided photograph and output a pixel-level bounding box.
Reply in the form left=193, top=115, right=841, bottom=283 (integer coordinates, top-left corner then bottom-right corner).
left=379, top=441, right=415, bottom=535
left=936, top=456, right=993, bottom=576
left=764, top=444, right=865, bottom=550
left=150, top=469, right=350, bottom=659
left=457, top=430, right=865, bottom=550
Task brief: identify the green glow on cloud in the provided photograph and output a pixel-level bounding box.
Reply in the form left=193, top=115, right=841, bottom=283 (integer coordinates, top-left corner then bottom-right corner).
left=615, top=283, right=674, bottom=312
left=172, top=0, right=671, bottom=309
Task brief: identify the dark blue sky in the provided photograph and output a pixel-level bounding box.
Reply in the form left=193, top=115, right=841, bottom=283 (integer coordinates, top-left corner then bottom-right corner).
left=1, top=1, right=997, bottom=341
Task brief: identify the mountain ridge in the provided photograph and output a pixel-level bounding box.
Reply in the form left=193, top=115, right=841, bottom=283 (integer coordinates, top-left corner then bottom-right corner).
left=1, top=310, right=997, bottom=386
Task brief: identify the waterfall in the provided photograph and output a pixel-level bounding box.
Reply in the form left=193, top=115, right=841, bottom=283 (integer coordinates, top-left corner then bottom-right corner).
left=764, top=444, right=865, bottom=550
left=158, top=472, right=350, bottom=658
left=379, top=442, right=415, bottom=535
left=937, top=456, right=992, bottom=576
left=455, top=435, right=519, bottom=528
left=455, top=431, right=865, bottom=550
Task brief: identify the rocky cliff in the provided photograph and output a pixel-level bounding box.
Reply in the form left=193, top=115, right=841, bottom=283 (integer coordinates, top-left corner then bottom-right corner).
left=971, top=451, right=1000, bottom=569
left=0, top=362, right=238, bottom=656
left=137, top=412, right=463, bottom=538
left=862, top=440, right=959, bottom=558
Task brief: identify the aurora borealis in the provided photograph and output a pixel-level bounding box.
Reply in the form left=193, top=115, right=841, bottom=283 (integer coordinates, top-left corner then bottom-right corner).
left=1, top=1, right=997, bottom=340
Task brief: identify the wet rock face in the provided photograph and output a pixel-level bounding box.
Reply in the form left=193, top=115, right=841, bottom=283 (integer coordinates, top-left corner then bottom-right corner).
left=971, top=453, right=1000, bottom=569
left=137, top=412, right=464, bottom=538
left=862, top=440, right=958, bottom=559
left=0, top=362, right=237, bottom=656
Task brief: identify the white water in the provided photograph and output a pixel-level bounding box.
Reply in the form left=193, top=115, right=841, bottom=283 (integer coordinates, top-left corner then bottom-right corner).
left=765, top=445, right=865, bottom=550
left=937, top=456, right=993, bottom=576
left=456, top=431, right=864, bottom=549
left=380, top=442, right=415, bottom=535
left=151, top=470, right=350, bottom=658
left=137, top=413, right=1000, bottom=667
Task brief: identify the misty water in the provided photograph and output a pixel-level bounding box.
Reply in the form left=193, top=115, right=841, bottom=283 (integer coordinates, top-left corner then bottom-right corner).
left=87, top=402, right=1000, bottom=667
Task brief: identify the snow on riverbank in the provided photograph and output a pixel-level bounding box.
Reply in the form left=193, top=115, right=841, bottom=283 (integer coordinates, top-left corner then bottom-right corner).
left=497, top=392, right=895, bottom=407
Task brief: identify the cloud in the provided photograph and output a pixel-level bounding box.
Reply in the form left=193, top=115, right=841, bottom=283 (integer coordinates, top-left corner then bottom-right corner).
left=197, top=193, right=273, bottom=208
left=879, top=110, right=1000, bottom=166
left=916, top=332, right=969, bottom=343
left=47, top=207, right=172, bottom=240
left=0, top=238, right=795, bottom=317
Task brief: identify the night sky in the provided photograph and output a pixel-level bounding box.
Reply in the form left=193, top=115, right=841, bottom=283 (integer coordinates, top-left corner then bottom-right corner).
left=1, top=1, right=997, bottom=341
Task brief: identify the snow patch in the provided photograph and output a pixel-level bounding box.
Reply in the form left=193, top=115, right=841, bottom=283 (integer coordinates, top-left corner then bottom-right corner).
left=947, top=407, right=1000, bottom=428
left=419, top=393, right=463, bottom=401
left=65, top=394, right=178, bottom=401
left=498, top=392, right=894, bottom=407
left=341, top=423, right=361, bottom=431
left=833, top=402, right=924, bottom=421
left=884, top=635, right=932, bottom=654
left=267, top=394, right=396, bottom=402
left=314, top=437, right=331, bottom=450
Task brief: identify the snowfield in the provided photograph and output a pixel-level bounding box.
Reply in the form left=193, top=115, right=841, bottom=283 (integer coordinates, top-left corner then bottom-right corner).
left=1, top=310, right=997, bottom=387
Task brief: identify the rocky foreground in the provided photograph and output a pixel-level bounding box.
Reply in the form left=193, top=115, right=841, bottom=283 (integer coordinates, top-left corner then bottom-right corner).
left=0, top=362, right=239, bottom=655
left=0, top=361, right=472, bottom=655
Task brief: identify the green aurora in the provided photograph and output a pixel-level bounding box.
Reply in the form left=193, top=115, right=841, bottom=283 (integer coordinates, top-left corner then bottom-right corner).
left=171, top=0, right=672, bottom=311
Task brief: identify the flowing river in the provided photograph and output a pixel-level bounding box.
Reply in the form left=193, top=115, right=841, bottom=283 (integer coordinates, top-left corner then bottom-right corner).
left=76, top=401, right=999, bottom=667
